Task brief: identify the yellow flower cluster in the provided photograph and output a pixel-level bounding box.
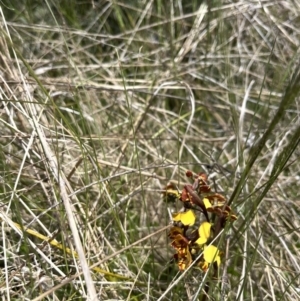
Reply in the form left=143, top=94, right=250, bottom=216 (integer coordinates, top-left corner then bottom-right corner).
left=164, top=171, right=237, bottom=273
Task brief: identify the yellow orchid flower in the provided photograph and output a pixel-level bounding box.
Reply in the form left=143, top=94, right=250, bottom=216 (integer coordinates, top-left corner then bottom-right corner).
left=201, top=245, right=221, bottom=272
left=172, top=210, right=196, bottom=226
left=195, top=221, right=211, bottom=245
left=203, top=197, right=212, bottom=209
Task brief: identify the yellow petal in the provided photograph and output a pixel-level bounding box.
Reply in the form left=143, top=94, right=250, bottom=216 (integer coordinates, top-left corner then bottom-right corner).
left=203, top=245, right=221, bottom=266
left=195, top=236, right=207, bottom=245
left=172, top=210, right=196, bottom=226
left=203, top=197, right=212, bottom=209
left=195, top=222, right=211, bottom=245
left=199, top=221, right=211, bottom=239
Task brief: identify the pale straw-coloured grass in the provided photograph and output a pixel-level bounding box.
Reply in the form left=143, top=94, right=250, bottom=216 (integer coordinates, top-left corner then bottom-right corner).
left=0, top=1, right=300, bottom=300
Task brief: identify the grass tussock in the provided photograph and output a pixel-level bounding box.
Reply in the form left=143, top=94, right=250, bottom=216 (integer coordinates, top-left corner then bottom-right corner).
left=0, top=1, right=300, bottom=300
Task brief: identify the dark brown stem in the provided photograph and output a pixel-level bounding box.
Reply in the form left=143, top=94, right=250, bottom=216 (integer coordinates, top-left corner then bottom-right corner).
left=184, top=185, right=210, bottom=222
